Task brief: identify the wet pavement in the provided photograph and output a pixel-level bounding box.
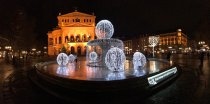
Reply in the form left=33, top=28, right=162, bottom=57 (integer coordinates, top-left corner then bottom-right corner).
left=0, top=54, right=210, bottom=104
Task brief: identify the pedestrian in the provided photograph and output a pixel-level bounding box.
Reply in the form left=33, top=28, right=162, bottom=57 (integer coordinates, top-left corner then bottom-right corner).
left=12, top=56, right=16, bottom=65
left=207, top=52, right=209, bottom=59
left=166, top=51, right=171, bottom=61
left=199, top=51, right=205, bottom=65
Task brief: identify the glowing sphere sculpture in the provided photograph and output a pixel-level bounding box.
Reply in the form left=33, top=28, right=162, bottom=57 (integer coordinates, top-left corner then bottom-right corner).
left=56, top=53, right=69, bottom=66
left=133, top=52, right=147, bottom=68
left=105, top=47, right=125, bottom=71
left=89, top=51, right=98, bottom=61
left=95, top=20, right=114, bottom=39
left=68, top=54, right=76, bottom=63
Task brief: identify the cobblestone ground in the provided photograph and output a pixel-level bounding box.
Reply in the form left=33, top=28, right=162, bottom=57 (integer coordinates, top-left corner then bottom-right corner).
left=141, top=54, right=210, bottom=104
left=0, top=54, right=210, bottom=104
left=0, top=59, right=66, bottom=104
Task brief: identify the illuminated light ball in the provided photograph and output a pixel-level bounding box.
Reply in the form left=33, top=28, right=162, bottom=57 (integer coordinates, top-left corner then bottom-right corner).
left=57, top=53, right=69, bottom=66
left=105, top=47, right=125, bottom=71
left=133, top=52, right=147, bottom=68
left=89, top=51, right=98, bottom=61
left=95, top=20, right=114, bottom=39
left=69, top=54, right=76, bottom=63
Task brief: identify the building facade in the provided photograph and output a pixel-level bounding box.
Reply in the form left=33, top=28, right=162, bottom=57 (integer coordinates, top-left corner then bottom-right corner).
left=48, top=10, right=96, bottom=55
left=123, top=29, right=188, bottom=55
left=157, top=29, right=188, bottom=53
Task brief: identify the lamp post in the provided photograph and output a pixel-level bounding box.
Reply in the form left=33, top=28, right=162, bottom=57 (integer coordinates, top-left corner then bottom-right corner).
left=43, top=46, right=47, bottom=56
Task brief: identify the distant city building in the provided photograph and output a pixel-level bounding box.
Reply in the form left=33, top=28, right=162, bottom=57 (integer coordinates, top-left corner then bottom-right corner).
left=124, top=40, right=132, bottom=55
left=123, top=29, right=188, bottom=54
left=157, top=29, right=188, bottom=53
left=47, top=10, right=96, bottom=55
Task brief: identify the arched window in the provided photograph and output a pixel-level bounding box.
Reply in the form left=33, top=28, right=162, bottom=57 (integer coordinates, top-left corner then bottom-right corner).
left=65, top=36, right=69, bottom=43
left=71, top=46, right=75, bottom=54
left=55, top=38, right=57, bottom=44
left=77, top=46, right=82, bottom=55
left=88, top=36, right=91, bottom=41
left=76, top=18, right=80, bottom=22
left=83, top=34, right=86, bottom=42
left=70, top=36, right=74, bottom=42
left=76, top=35, right=80, bottom=42
left=59, top=37, right=62, bottom=44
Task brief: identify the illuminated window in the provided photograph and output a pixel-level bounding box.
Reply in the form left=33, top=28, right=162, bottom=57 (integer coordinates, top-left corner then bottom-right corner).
left=70, top=36, right=74, bottom=42
left=59, top=37, right=62, bottom=44
left=84, top=19, right=86, bottom=22
left=76, top=35, right=80, bottom=42
left=90, top=19, right=91, bottom=22
left=65, top=36, right=69, bottom=43
left=76, top=18, right=80, bottom=22
left=55, top=38, right=57, bottom=44
left=88, top=36, right=91, bottom=41
left=83, top=35, right=86, bottom=41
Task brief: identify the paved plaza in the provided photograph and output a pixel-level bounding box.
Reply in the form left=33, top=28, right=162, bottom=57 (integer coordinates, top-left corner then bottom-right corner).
left=0, top=54, right=210, bottom=104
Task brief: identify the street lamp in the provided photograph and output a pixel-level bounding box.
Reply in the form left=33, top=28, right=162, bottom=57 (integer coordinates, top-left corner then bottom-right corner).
left=5, top=46, right=12, bottom=50
left=198, top=41, right=205, bottom=45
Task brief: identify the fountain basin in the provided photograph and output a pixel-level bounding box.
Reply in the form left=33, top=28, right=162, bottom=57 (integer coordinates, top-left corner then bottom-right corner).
left=33, top=58, right=180, bottom=93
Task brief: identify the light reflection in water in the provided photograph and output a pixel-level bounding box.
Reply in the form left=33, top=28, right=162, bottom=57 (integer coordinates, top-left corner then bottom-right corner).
left=41, top=60, right=171, bottom=81
left=133, top=68, right=146, bottom=77
left=56, top=66, right=70, bottom=76
left=148, top=61, right=159, bottom=74
left=86, top=66, right=103, bottom=79
left=106, top=72, right=125, bottom=80
left=169, top=60, right=173, bottom=66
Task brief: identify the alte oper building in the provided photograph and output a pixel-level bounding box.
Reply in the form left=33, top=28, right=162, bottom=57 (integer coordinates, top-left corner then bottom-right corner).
left=48, top=10, right=96, bottom=56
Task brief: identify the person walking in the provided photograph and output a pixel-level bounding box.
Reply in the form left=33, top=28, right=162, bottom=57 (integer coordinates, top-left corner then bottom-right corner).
left=207, top=52, right=209, bottom=59
left=199, top=51, right=205, bottom=65
left=166, top=51, right=171, bottom=61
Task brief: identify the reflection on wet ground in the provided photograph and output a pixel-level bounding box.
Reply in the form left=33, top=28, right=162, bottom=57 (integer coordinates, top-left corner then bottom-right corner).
left=38, top=59, right=171, bottom=81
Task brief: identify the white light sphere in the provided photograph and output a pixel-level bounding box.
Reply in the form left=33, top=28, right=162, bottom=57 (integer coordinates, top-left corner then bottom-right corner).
left=133, top=52, right=147, bottom=68
left=57, top=53, right=69, bottom=66
left=89, top=51, right=98, bottom=61
left=95, top=20, right=114, bottom=39
left=69, top=54, right=76, bottom=63
left=105, top=47, right=125, bottom=71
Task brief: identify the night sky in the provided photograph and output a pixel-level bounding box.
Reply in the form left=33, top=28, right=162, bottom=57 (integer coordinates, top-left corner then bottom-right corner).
left=0, top=0, right=209, bottom=48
